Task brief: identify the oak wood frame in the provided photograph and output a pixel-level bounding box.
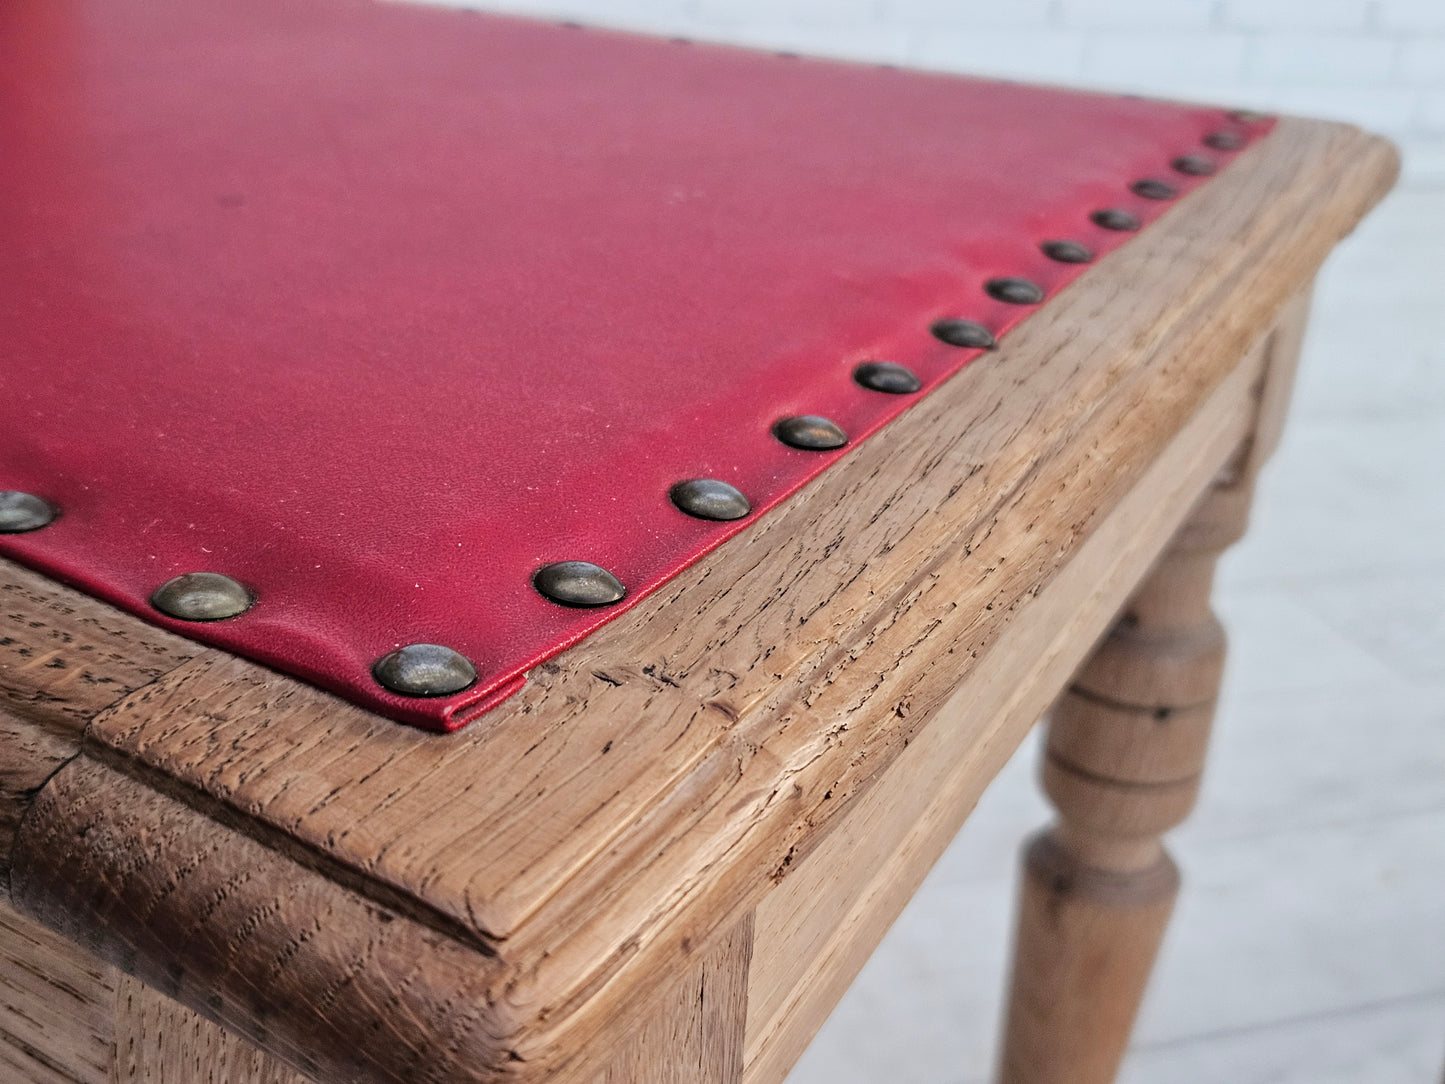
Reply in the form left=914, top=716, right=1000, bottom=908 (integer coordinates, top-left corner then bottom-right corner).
left=0, top=116, right=1397, bottom=1083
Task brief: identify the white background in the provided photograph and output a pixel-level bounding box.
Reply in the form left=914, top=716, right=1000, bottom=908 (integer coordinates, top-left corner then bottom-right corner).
left=423, top=0, right=1445, bottom=187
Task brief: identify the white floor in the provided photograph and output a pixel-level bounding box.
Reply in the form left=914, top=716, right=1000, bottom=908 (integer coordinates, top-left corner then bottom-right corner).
left=785, top=187, right=1445, bottom=1083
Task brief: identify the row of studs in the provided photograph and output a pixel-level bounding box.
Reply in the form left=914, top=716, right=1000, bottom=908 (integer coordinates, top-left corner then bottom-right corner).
left=491, top=117, right=1264, bottom=696
left=0, top=117, right=1263, bottom=700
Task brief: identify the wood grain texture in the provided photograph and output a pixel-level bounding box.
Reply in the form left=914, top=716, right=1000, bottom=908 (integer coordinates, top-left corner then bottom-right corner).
left=1239, top=285, right=1312, bottom=481
left=998, top=474, right=1260, bottom=1084
left=1001, top=833, right=1179, bottom=1084
left=0, top=710, right=75, bottom=892
left=742, top=311, right=1265, bottom=1084
left=0, top=561, right=315, bottom=1084
left=2, top=896, right=316, bottom=1084
left=0, top=558, right=202, bottom=890
left=1, top=118, right=1398, bottom=1080
left=589, top=912, right=752, bottom=1084
left=1, top=898, right=115, bottom=1084
left=11, top=752, right=755, bottom=1084
left=0, top=559, right=201, bottom=734
left=10, top=757, right=512, bottom=1084
left=111, top=976, right=312, bottom=1084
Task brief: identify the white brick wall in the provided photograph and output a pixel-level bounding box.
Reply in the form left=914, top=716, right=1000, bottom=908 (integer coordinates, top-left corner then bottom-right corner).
left=416, top=0, right=1445, bottom=186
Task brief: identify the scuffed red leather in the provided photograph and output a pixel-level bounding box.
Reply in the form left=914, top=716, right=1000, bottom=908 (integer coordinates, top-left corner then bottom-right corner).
left=0, top=0, right=1272, bottom=730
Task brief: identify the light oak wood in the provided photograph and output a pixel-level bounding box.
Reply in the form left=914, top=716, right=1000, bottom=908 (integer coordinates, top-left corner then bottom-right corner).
left=11, top=748, right=754, bottom=1084
left=998, top=481, right=1252, bottom=1082
left=111, top=976, right=311, bottom=1084
left=589, top=913, right=752, bottom=1084
left=0, top=560, right=201, bottom=890
left=994, top=282, right=1311, bottom=1083
left=0, top=549, right=326, bottom=1084
left=0, top=116, right=1398, bottom=1082
left=1, top=898, right=114, bottom=1084
left=0, top=560, right=202, bottom=731
left=1238, top=285, right=1313, bottom=481
left=1001, top=833, right=1178, bottom=1084
left=743, top=312, right=1265, bottom=1084
left=0, top=711, right=74, bottom=893
left=11, top=755, right=511, bottom=1084
left=2, top=897, right=312, bottom=1084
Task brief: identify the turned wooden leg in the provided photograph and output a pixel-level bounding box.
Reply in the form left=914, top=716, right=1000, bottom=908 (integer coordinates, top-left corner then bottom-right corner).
left=996, top=478, right=1253, bottom=1084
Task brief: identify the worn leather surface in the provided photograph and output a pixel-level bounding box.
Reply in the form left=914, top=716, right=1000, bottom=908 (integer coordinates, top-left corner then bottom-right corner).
left=0, top=0, right=1269, bottom=729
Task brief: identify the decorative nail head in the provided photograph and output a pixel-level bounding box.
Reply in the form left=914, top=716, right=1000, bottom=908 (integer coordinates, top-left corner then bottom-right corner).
left=931, top=318, right=996, bottom=349
left=985, top=277, right=1045, bottom=305
left=373, top=643, right=478, bottom=697
left=772, top=415, right=848, bottom=450
left=0, top=491, right=56, bottom=533
left=150, top=572, right=253, bottom=621
left=669, top=479, right=751, bottom=521
left=534, top=561, right=627, bottom=606
left=1131, top=178, right=1177, bottom=200
left=1091, top=207, right=1141, bottom=231
left=1040, top=240, right=1093, bottom=264
left=853, top=361, right=923, bottom=394
left=1172, top=154, right=1216, bottom=176
left=1204, top=130, right=1245, bottom=151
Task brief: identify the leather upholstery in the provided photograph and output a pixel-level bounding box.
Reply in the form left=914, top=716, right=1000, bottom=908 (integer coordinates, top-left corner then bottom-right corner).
left=0, top=0, right=1268, bottom=729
